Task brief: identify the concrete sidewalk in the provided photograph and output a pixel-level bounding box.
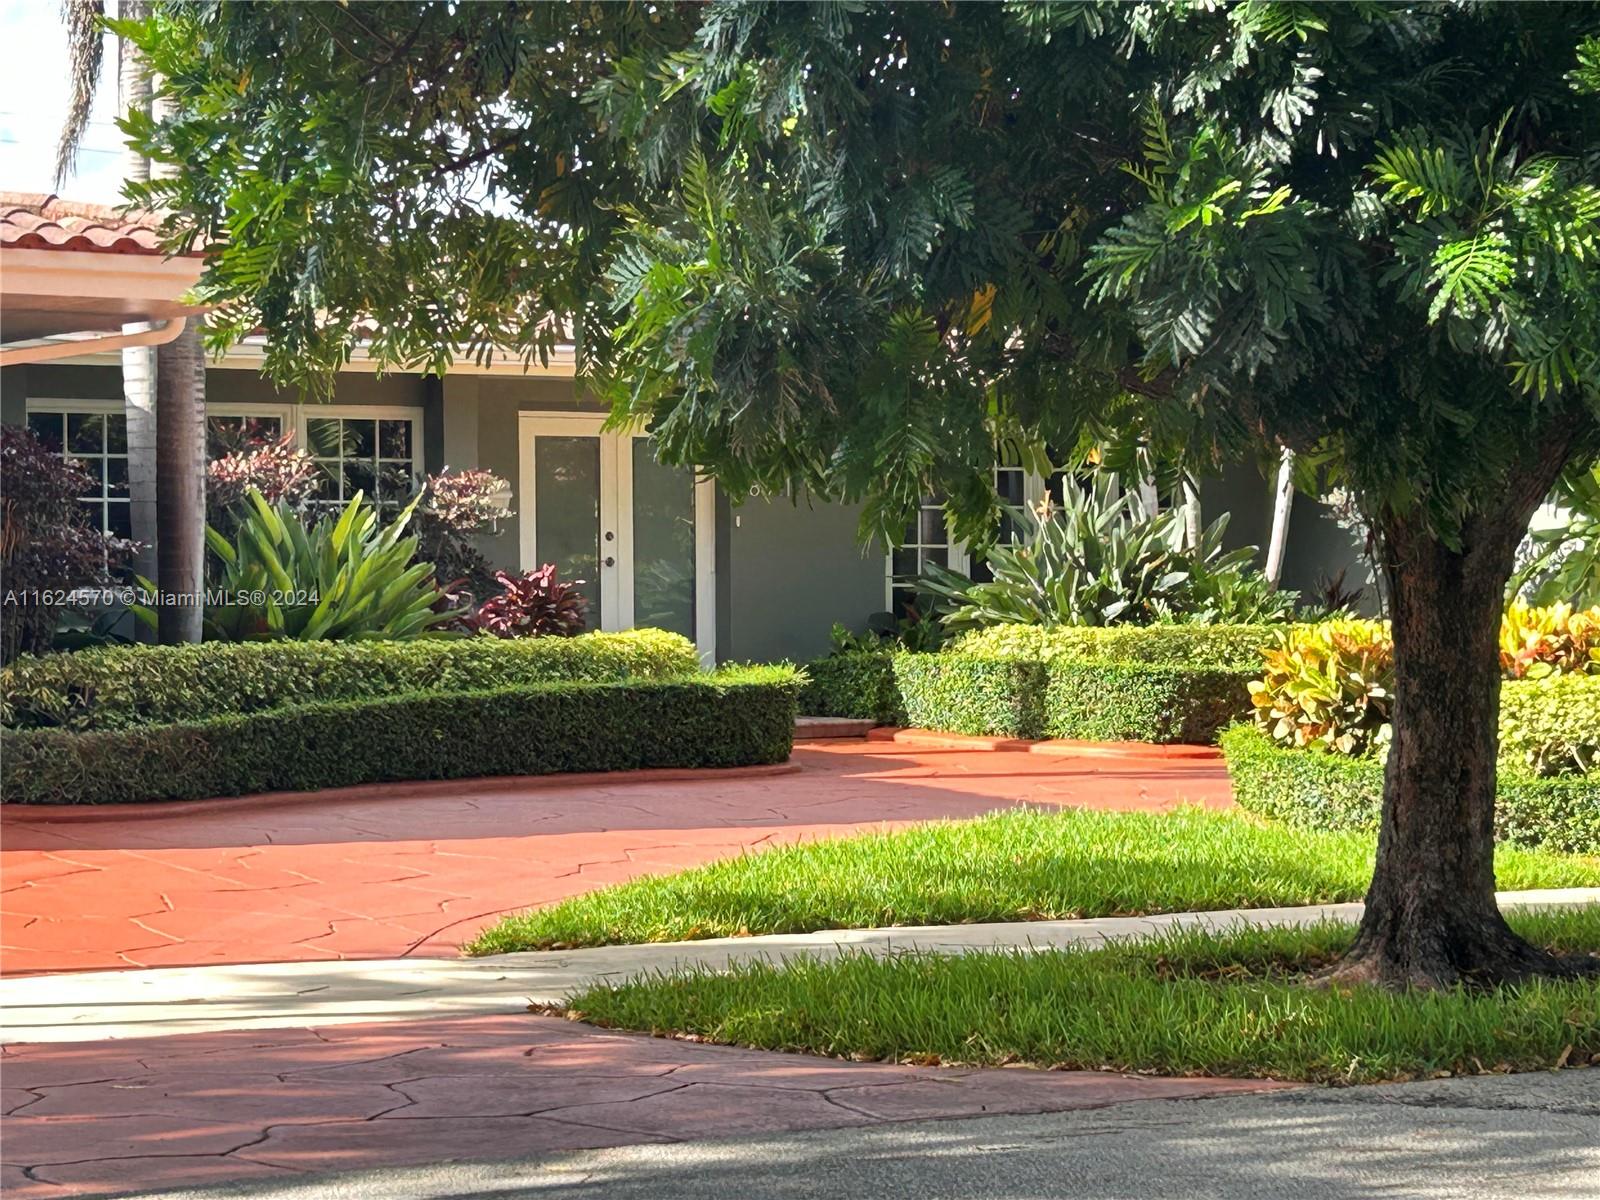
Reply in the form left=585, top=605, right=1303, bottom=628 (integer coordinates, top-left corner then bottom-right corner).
left=6, top=889, right=1595, bottom=1043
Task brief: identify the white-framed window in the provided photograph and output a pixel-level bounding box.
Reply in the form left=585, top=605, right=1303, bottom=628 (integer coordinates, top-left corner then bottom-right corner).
left=302, top=407, right=422, bottom=513
left=204, top=402, right=295, bottom=458
left=23, top=400, right=132, bottom=539
left=884, top=441, right=1051, bottom=613
left=24, top=399, right=426, bottom=526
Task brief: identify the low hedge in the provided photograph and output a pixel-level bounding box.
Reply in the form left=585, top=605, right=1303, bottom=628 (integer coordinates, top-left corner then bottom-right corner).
left=1, top=629, right=700, bottom=732
left=801, top=634, right=1262, bottom=744
left=951, top=624, right=1289, bottom=669
left=799, top=652, right=904, bottom=723
left=1498, top=674, right=1600, bottom=778
left=893, top=654, right=1048, bottom=738
left=1046, top=661, right=1256, bottom=743
left=1220, top=725, right=1600, bottom=855
left=1, top=666, right=798, bottom=806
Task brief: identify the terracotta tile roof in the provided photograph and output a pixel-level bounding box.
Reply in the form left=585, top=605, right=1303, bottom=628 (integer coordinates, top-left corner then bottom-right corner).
left=0, top=192, right=197, bottom=256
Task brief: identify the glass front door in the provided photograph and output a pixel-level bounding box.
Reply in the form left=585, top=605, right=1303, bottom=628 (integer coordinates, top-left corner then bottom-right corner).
left=519, top=414, right=712, bottom=656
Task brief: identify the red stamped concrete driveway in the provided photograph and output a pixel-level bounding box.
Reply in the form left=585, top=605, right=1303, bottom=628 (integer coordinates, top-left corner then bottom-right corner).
left=2, top=739, right=1231, bottom=976
left=0, top=1012, right=1285, bottom=1199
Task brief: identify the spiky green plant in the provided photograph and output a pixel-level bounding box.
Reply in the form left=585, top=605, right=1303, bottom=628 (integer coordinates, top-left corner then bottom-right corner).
left=204, top=488, right=456, bottom=641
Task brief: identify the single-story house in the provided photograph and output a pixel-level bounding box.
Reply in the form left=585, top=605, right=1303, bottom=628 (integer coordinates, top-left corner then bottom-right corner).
left=1, top=194, right=1365, bottom=664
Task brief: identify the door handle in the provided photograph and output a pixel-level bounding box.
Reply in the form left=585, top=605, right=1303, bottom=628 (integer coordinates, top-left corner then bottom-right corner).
left=604, top=556, right=615, bottom=567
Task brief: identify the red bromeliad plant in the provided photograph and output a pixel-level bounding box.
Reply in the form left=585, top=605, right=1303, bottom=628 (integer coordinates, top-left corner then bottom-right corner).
left=468, top=564, right=587, bottom=638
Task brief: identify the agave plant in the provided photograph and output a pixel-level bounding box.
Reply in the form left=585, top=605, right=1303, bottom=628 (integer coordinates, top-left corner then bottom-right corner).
left=204, top=488, right=457, bottom=641
left=920, top=475, right=1277, bottom=630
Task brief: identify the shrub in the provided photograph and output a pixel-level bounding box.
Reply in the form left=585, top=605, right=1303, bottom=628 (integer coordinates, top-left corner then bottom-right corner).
left=919, top=475, right=1292, bottom=630
left=1499, top=675, right=1600, bottom=777
left=951, top=623, right=1285, bottom=668
left=1247, top=619, right=1394, bottom=756
left=412, top=469, right=511, bottom=599
left=465, top=564, right=587, bottom=638
left=1046, top=660, right=1256, bottom=743
left=799, top=652, right=904, bottom=722
left=1, top=667, right=798, bottom=806
left=1220, top=725, right=1600, bottom=855
left=206, top=436, right=320, bottom=527
left=892, top=654, right=1048, bottom=738
left=0, top=425, right=138, bottom=664
left=205, top=488, right=454, bottom=641
left=1499, top=601, right=1600, bottom=679
left=1, top=627, right=699, bottom=731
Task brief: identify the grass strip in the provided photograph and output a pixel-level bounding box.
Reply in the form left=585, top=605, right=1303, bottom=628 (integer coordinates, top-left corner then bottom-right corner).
left=468, top=806, right=1600, bottom=954
left=560, top=909, right=1600, bottom=1084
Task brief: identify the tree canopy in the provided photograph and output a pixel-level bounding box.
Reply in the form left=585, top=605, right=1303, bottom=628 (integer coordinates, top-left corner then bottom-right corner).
left=124, top=1, right=1599, bottom=544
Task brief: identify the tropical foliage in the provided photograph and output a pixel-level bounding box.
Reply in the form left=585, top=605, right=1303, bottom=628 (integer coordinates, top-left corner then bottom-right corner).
left=1249, top=621, right=1395, bottom=757
left=0, top=425, right=138, bottom=664
left=411, top=468, right=511, bottom=601
left=920, top=476, right=1294, bottom=630
left=204, top=489, right=453, bottom=642
left=1513, top=461, right=1600, bottom=608
left=464, top=564, right=587, bottom=639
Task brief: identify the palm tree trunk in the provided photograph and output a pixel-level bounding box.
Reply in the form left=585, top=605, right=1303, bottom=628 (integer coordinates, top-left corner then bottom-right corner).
left=119, top=1, right=158, bottom=588
left=155, top=320, right=206, bottom=643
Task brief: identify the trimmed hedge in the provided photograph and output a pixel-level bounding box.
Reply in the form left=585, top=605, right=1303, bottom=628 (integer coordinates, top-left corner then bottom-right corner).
left=951, top=624, right=1289, bottom=669
left=1, top=667, right=798, bottom=806
left=893, top=654, right=1048, bottom=738
left=1220, top=725, right=1600, bottom=855
left=1046, top=661, right=1256, bottom=744
left=799, top=652, right=904, bottom=723
left=1, top=629, right=700, bottom=732
left=801, top=630, right=1266, bottom=744
left=1498, top=675, right=1600, bottom=778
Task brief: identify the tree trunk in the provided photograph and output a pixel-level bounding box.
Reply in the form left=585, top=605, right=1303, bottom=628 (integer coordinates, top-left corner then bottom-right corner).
left=155, top=321, right=206, bottom=643
left=1264, top=448, right=1294, bottom=587
left=1329, top=423, right=1597, bottom=989
left=1180, top=475, right=1202, bottom=550
left=119, top=0, right=159, bottom=605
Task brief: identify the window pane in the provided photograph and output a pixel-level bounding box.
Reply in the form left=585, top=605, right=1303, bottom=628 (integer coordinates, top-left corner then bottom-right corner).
left=106, top=457, right=129, bottom=497
left=924, top=548, right=948, bottom=570
left=314, top=460, right=340, bottom=500
left=27, top=412, right=62, bottom=451
left=80, top=457, right=105, bottom=494
left=68, top=412, right=105, bottom=454
left=105, top=414, right=128, bottom=454
left=379, top=419, right=412, bottom=459
left=918, top=507, right=946, bottom=545
left=306, top=417, right=343, bottom=458
left=378, top=462, right=413, bottom=503
left=344, top=460, right=376, bottom=500
left=534, top=435, right=600, bottom=627
left=631, top=440, right=695, bottom=639
left=107, top=502, right=132, bottom=540
left=344, top=418, right=376, bottom=459
left=891, top=548, right=919, bottom=578
left=78, top=499, right=104, bottom=530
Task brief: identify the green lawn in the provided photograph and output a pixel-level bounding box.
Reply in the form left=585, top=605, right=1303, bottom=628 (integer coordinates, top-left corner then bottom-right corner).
left=468, top=806, right=1600, bottom=954
left=559, top=910, right=1600, bottom=1084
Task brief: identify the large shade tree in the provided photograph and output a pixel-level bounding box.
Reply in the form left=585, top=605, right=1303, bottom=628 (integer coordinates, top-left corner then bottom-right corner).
left=123, top=1, right=1599, bottom=987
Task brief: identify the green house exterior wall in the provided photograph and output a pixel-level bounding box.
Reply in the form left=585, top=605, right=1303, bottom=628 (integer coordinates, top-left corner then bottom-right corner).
left=3, top=361, right=1367, bottom=661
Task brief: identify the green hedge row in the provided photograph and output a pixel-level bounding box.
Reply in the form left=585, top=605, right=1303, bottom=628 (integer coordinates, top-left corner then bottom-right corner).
left=886, top=654, right=1252, bottom=744
left=1220, top=725, right=1599, bottom=855
left=799, top=652, right=905, bottom=723
left=1, top=667, right=798, bottom=806
left=800, top=626, right=1284, bottom=742
left=894, top=655, right=1047, bottom=737
left=951, top=624, right=1288, bottom=668
left=1, top=629, right=700, bottom=732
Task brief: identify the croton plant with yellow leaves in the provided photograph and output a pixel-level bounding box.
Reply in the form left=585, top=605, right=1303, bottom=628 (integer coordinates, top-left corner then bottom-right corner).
left=1250, top=605, right=1599, bottom=766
